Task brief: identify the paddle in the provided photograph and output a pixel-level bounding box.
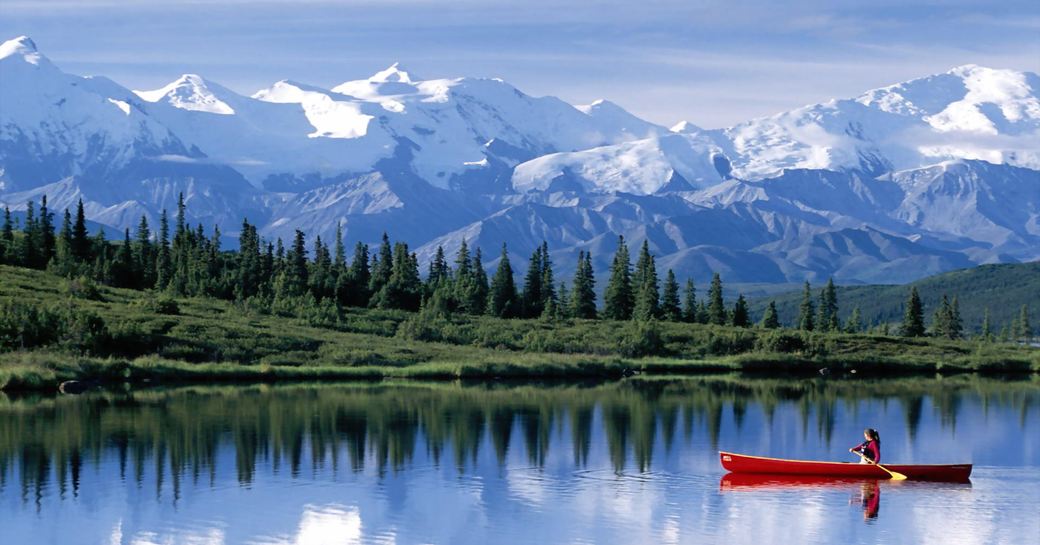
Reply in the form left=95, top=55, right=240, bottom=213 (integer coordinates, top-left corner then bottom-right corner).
left=855, top=451, right=907, bottom=480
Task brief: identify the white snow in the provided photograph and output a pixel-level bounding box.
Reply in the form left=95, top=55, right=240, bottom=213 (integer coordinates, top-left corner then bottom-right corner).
left=253, top=80, right=373, bottom=139
left=136, top=74, right=236, bottom=115
left=512, top=133, right=724, bottom=195
left=107, top=98, right=131, bottom=115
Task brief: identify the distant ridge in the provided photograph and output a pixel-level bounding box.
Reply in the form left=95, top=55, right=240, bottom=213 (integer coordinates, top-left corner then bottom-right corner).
left=749, top=262, right=1040, bottom=333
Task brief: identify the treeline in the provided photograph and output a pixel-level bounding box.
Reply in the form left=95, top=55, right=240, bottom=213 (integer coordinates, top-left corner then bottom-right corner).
left=0, top=196, right=1032, bottom=342
left=0, top=196, right=753, bottom=327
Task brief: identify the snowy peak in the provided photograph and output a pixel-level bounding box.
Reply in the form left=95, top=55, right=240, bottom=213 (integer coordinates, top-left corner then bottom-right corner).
left=136, top=74, right=236, bottom=115
left=368, top=62, right=419, bottom=83
left=855, top=64, right=1040, bottom=132
left=670, top=120, right=703, bottom=134
left=0, top=35, right=48, bottom=66
left=0, top=35, right=37, bottom=56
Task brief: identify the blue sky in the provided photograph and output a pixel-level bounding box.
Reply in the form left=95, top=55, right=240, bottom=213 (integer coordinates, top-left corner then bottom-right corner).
left=2, top=0, right=1038, bottom=127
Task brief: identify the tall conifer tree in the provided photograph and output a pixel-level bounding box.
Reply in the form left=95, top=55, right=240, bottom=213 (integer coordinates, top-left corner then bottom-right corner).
left=902, top=287, right=925, bottom=337
left=603, top=236, right=634, bottom=320
left=487, top=244, right=518, bottom=318
left=798, top=281, right=815, bottom=331
left=707, top=273, right=726, bottom=325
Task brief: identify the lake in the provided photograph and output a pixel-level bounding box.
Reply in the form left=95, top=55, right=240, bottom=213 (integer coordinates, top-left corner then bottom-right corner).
left=2, top=376, right=1038, bottom=544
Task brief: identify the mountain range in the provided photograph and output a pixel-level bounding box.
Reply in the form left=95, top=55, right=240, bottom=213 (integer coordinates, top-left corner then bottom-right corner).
left=1, top=35, right=1037, bottom=284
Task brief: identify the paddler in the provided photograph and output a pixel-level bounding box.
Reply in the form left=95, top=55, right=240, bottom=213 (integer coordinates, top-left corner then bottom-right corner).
left=849, top=428, right=881, bottom=464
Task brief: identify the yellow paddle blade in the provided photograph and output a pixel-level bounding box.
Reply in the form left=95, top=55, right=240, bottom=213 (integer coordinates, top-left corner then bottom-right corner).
left=878, top=464, right=908, bottom=480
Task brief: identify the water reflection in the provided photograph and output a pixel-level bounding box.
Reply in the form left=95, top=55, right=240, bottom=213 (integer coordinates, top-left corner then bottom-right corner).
left=1, top=376, right=1038, bottom=545
left=721, top=475, right=886, bottom=520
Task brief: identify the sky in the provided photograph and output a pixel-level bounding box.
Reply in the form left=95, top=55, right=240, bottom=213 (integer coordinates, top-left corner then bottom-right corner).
left=2, top=0, right=1038, bottom=128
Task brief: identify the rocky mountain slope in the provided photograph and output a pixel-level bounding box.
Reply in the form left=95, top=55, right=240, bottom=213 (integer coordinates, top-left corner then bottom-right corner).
left=1, top=35, right=1037, bottom=284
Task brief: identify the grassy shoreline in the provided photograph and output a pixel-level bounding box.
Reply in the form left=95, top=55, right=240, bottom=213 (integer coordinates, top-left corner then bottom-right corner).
left=2, top=265, right=1037, bottom=391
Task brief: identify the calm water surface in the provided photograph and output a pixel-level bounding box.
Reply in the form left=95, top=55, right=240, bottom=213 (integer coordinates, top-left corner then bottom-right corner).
left=1, top=377, right=1038, bottom=545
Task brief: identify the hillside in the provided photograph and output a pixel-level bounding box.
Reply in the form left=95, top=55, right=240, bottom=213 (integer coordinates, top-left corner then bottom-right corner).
left=1, top=265, right=1037, bottom=391
left=749, top=262, right=1040, bottom=332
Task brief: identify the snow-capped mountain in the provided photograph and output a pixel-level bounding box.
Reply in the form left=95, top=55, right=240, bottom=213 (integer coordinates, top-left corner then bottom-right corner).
left=1, top=35, right=1037, bottom=284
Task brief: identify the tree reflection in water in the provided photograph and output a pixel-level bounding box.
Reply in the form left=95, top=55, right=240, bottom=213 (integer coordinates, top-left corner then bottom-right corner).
left=0, top=376, right=1033, bottom=504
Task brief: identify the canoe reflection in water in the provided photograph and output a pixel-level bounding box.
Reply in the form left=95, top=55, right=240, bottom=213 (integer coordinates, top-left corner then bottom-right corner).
left=720, top=474, right=883, bottom=520
left=720, top=474, right=972, bottom=522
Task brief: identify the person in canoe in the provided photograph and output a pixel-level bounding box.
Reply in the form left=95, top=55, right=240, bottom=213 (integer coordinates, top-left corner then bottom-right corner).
left=849, top=428, right=881, bottom=464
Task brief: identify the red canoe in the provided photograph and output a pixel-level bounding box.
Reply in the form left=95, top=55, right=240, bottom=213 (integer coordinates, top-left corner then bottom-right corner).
left=720, top=451, right=972, bottom=482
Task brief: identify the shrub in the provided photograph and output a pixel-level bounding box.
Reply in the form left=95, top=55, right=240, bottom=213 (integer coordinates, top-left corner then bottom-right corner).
left=396, top=313, right=450, bottom=342
left=755, top=330, right=809, bottom=354
left=304, top=298, right=342, bottom=328
left=133, top=293, right=180, bottom=315
left=106, top=320, right=159, bottom=356
left=52, top=304, right=110, bottom=355
left=617, top=320, right=666, bottom=358
left=61, top=276, right=103, bottom=300
left=0, top=300, right=60, bottom=350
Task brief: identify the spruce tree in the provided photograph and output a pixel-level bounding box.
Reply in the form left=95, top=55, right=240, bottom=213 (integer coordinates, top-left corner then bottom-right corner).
left=681, top=279, right=696, bottom=323
left=761, top=301, right=780, bottom=329
left=950, top=296, right=963, bottom=339
left=236, top=221, right=262, bottom=299
left=454, top=239, right=472, bottom=281
left=52, top=209, right=75, bottom=275
left=287, top=229, right=309, bottom=296
left=21, top=201, right=37, bottom=268
left=603, top=236, right=633, bottom=320
left=707, top=273, right=726, bottom=325
left=660, top=270, right=681, bottom=322
left=91, top=228, right=109, bottom=284
left=696, top=300, right=710, bottom=324
left=556, top=280, right=571, bottom=319
left=632, top=240, right=653, bottom=298
left=38, top=195, right=55, bottom=265
left=156, top=209, right=172, bottom=289
left=427, top=245, right=450, bottom=289
left=342, top=242, right=370, bottom=307
left=1018, top=305, right=1032, bottom=340
left=520, top=246, right=544, bottom=318
left=333, top=222, right=346, bottom=269
left=71, top=199, right=90, bottom=263
left=798, top=281, right=815, bottom=331
left=817, top=278, right=839, bottom=332
left=468, top=248, right=489, bottom=315
left=901, top=287, right=925, bottom=337
left=980, top=308, right=993, bottom=341
left=114, top=229, right=135, bottom=288
left=487, top=244, right=518, bottom=318
left=451, top=240, right=473, bottom=313
left=731, top=294, right=750, bottom=327
left=845, top=306, right=863, bottom=333
left=310, top=235, right=333, bottom=299
left=632, top=252, right=659, bottom=321
left=571, top=250, right=597, bottom=319
left=378, top=243, right=422, bottom=311
left=134, top=215, right=154, bottom=289
left=933, top=295, right=953, bottom=339
left=539, top=242, right=556, bottom=312
left=368, top=233, right=393, bottom=302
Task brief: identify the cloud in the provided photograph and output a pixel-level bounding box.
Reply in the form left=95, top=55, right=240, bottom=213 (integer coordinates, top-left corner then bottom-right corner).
left=155, top=154, right=268, bottom=167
